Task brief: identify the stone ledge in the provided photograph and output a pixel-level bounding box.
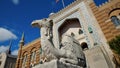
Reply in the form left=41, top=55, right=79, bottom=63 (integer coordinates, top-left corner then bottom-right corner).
left=33, top=59, right=82, bottom=68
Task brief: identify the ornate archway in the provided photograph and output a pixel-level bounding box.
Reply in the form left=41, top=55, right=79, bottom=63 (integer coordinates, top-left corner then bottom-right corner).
left=58, top=18, right=81, bottom=41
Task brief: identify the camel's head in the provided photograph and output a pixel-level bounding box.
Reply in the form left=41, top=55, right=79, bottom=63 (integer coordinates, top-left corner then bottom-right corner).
left=31, top=19, right=44, bottom=28
left=31, top=18, right=53, bottom=28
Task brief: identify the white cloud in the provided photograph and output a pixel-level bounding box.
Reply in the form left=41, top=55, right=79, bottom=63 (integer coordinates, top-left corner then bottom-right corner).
left=12, top=0, right=19, bottom=5
left=11, top=49, right=18, bottom=55
left=0, top=45, right=9, bottom=53
left=0, top=28, right=17, bottom=42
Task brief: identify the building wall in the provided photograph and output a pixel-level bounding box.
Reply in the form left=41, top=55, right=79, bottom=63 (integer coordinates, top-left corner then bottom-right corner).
left=0, top=53, right=7, bottom=68
left=50, top=0, right=105, bottom=49
left=0, top=53, right=17, bottom=68
left=15, top=38, right=41, bottom=68
left=89, top=0, right=120, bottom=42
left=5, top=56, right=16, bottom=68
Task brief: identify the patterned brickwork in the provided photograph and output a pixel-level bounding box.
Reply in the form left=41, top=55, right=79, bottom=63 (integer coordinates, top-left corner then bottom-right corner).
left=15, top=38, right=41, bottom=68
left=89, top=0, right=120, bottom=41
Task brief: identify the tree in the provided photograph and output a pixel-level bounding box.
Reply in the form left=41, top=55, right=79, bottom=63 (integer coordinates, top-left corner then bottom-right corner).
left=108, top=35, right=120, bottom=67
left=108, top=35, right=120, bottom=55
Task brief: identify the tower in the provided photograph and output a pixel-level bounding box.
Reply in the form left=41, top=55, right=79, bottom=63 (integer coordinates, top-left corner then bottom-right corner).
left=6, top=40, right=12, bottom=54
left=15, top=33, right=25, bottom=68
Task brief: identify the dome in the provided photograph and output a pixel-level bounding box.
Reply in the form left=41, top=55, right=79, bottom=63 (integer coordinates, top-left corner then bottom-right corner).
left=49, top=12, right=55, bottom=17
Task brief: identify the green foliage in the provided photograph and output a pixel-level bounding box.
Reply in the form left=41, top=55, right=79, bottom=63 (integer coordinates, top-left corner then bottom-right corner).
left=108, top=35, right=120, bottom=55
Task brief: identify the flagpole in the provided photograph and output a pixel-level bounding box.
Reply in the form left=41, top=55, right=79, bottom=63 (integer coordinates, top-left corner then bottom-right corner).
left=62, top=0, right=65, bottom=8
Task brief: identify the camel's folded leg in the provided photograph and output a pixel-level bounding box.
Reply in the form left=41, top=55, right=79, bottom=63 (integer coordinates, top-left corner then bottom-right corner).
left=59, top=58, right=78, bottom=65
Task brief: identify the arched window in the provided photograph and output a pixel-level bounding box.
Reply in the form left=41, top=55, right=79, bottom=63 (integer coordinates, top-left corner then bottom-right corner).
left=79, top=29, right=83, bottom=34
left=22, top=55, right=27, bottom=67
left=71, top=32, right=75, bottom=37
left=9, top=63, right=12, bottom=68
left=31, top=51, right=36, bottom=63
left=111, top=16, right=120, bottom=27
left=118, top=15, right=120, bottom=20
left=81, top=42, right=88, bottom=50
left=12, top=63, right=16, bottom=68
left=88, top=27, right=93, bottom=33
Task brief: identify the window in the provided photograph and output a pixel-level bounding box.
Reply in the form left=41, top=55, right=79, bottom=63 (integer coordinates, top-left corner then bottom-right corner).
left=118, top=14, right=120, bottom=21
left=9, top=63, right=12, bottom=68
left=39, top=48, right=42, bottom=63
left=79, top=29, right=83, bottom=34
left=0, top=56, right=2, bottom=59
left=30, top=51, right=36, bottom=66
left=39, top=48, right=42, bottom=55
left=88, top=27, right=93, bottom=33
left=71, top=32, right=75, bottom=37
left=0, top=61, right=1, bottom=65
left=22, top=55, right=27, bottom=67
left=111, top=16, right=120, bottom=27
left=31, top=51, right=36, bottom=62
left=81, top=42, right=88, bottom=50
left=12, top=63, right=16, bottom=68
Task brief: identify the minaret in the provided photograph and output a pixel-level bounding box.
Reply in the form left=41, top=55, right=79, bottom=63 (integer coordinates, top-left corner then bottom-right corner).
left=16, top=33, right=25, bottom=68
left=20, top=32, right=25, bottom=48
left=6, top=40, right=12, bottom=54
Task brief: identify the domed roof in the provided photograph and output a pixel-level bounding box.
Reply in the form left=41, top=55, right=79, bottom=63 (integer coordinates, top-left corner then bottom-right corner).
left=49, top=12, right=55, bottom=17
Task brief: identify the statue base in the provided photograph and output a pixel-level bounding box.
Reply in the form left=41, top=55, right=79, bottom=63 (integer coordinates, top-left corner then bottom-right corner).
left=33, top=59, right=83, bottom=68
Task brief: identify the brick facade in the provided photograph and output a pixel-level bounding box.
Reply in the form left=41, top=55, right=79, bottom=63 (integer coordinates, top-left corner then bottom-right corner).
left=89, top=0, right=120, bottom=41
left=15, top=38, right=41, bottom=68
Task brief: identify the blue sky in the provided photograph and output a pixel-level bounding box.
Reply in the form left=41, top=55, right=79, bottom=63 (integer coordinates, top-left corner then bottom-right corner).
left=0, top=0, right=108, bottom=55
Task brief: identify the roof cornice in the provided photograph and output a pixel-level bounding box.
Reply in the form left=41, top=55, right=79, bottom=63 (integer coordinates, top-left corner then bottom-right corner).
left=49, top=0, right=84, bottom=19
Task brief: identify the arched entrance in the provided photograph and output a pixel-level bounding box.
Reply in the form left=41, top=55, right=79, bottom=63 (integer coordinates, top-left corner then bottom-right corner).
left=81, top=42, right=88, bottom=50
left=58, top=18, right=81, bottom=41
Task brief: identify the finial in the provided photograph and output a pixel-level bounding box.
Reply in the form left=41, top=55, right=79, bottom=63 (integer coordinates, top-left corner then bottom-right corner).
left=20, top=32, right=24, bottom=43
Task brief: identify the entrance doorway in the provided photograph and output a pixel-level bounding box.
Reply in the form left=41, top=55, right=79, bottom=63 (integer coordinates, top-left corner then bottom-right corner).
left=81, top=42, right=88, bottom=50
left=58, top=18, right=81, bottom=41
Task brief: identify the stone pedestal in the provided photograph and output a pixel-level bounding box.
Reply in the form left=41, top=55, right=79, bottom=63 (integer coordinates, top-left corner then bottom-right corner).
left=33, top=60, right=82, bottom=68
left=84, top=46, right=113, bottom=68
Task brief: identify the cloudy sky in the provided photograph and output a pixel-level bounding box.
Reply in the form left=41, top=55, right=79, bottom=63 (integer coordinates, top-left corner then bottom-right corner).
left=0, top=0, right=108, bottom=55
